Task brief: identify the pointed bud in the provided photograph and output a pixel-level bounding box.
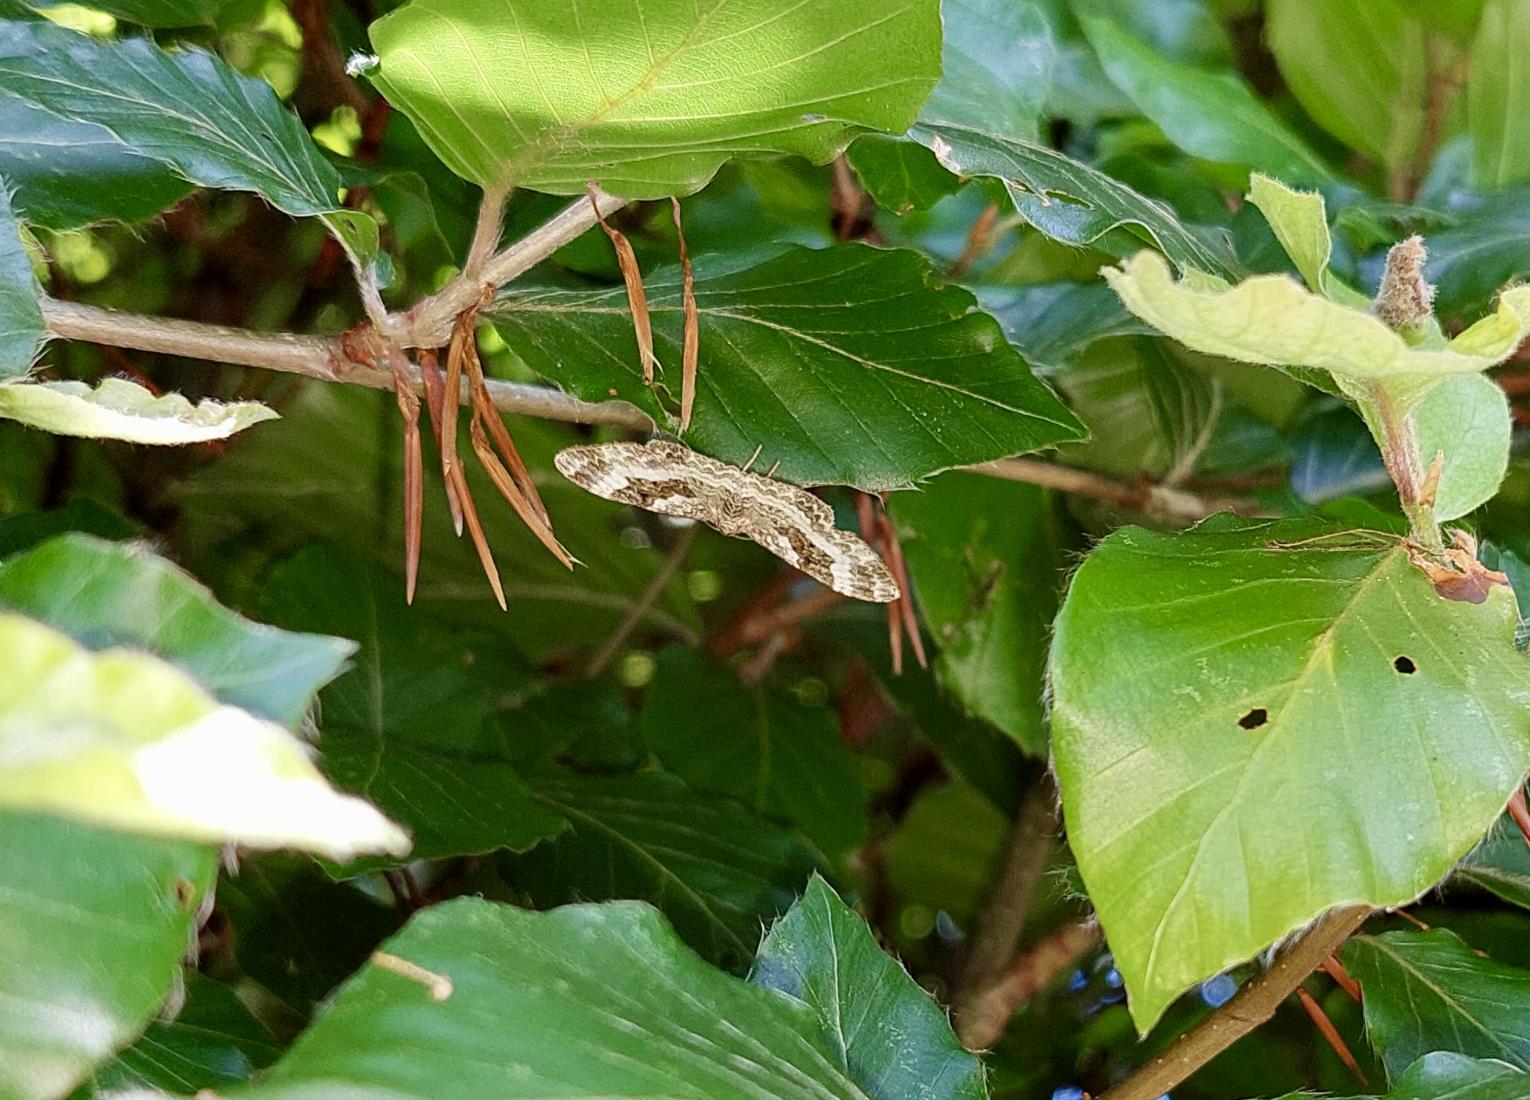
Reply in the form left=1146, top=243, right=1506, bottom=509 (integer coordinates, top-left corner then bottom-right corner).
left=1373, top=235, right=1436, bottom=333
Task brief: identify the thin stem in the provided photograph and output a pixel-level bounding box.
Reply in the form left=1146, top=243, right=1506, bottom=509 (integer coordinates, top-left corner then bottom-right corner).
left=464, top=183, right=511, bottom=278
left=953, top=774, right=1059, bottom=1049
left=1099, top=906, right=1372, bottom=1100
left=395, top=188, right=630, bottom=348
left=584, top=525, right=698, bottom=679
left=956, top=919, right=1101, bottom=1052
left=974, top=458, right=1262, bottom=522
left=1369, top=383, right=1444, bottom=555
left=40, top=298, right=653, bottom=431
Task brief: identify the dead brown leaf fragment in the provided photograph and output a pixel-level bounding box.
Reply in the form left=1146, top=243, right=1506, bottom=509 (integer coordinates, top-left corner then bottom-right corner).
left=589, top=184, right=658, bottom=384
left=671, top=196, right=700, bottom=431
left=1408, top=529, right=1509, bottom=603
left=385, top=344, right=424, bottom=604
left=418, top=348, right=464, bottom=536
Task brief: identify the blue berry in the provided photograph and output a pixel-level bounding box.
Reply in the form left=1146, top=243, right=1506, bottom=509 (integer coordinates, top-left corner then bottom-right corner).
left=1104, top=967, right=1124, bottom=989
left=1067, top=968, right=1088, bottom=992
left=1200, top=974, right=1238, bottom=1008
left=1051, top=1088, right=1086, bottom=1100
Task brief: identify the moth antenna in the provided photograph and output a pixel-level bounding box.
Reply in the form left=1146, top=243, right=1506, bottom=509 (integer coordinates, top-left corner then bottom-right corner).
left=766, top=460, right=781, bottom=478
left=742, top=443, right=764, bottom=472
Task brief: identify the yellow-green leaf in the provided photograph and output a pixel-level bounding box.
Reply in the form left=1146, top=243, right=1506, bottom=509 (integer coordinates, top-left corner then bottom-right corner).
left=0, top=613, right=409, bottom=860
left=0, top=377, right=277, bottom=443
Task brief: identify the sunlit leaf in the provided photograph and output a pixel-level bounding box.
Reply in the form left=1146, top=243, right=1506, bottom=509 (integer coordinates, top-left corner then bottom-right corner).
left=0, top=378, right=276, bottom=444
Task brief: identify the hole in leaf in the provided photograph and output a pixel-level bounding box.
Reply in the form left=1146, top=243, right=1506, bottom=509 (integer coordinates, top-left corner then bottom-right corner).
left=1394, top=655, right=1417, bottom=674
left=1238, top=707, right=1269, bottom=730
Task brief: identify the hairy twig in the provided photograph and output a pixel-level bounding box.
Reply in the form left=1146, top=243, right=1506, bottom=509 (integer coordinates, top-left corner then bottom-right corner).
left=40, top=298, right=654, bottom=431
left=1098, top=905, right=1372, bottom=1100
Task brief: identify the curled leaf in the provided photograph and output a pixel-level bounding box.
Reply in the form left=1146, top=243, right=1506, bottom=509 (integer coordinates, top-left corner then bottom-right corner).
left=1103, top=250, right=1530, bottom=408
left=0, top=377, right=277, bottom=443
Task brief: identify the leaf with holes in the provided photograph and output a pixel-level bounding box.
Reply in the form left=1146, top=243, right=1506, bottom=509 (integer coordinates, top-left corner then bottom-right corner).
left=368, top=0, right=941, bottom=198
left=911, top=120, right=1242, bottom=279
left=1345, top=929, right=1530, bottom=1078
left=0, top=378, right=277, bottom=444
left=751, top=875, right=985, bottom=1100
left=1050, top=516, right=1530, bottom=1032
left=0, top=18, right=376, bottom=263
left=0, top=812, right=216, bottom=1100
left=491, top=244, right=1083, bottom=490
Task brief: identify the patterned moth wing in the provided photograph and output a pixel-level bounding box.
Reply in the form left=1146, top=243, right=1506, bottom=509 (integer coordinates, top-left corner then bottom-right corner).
left=554, top=441, right=900, bottom=603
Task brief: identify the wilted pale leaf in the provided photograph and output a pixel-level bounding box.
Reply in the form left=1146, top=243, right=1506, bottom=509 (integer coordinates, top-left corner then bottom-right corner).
left=1104, top=250, right=1530, bottom=408
left=0, top=377, right=276, bottom=443
left=0, top=613, right=408, bottom=860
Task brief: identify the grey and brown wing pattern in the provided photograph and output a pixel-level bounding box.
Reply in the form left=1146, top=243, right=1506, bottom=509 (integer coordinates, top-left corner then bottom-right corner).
left=554, top=440, right=900, bottom=603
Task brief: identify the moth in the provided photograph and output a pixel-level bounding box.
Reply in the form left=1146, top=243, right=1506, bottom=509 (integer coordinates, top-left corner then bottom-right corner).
left=554, top=440, right=900, bottom=603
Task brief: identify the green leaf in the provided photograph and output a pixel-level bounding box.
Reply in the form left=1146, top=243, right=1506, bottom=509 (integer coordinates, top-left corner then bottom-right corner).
left=0, top=377, right=277, bottom=443
left=1050, top=517, right=1530, bottom=1032
left=1265, top=0, right=1431, bottom=175
left=752, top=875, right=985, bottom=1100
left=0, top=812, right=216, bottom=1100
left=0, top=611, right=408, bottom=859
left=35, top=0, right=239, bottom=25
left=259, top=546, right=565, bottom=872
left=912, top=120, right=1242, bottom=279
left=1345, top=929, right=1530, bottom=1077
left=640, top=647, right=867, bottom=860
left=1103, top=250, right=1530, bottom=408
left=0, top=533, right=354, bottom=727
left=883, top=782, right=1008, bottom=925
left=0, top=19, right=376, bottom=262
left=1414, top=372, right=1511, bottom=521
left=846, top=135, right=960, bottom=215
left=1080, top=16, right=1332, bottom=183
left=80, top=973, right=279, bottom=1096
left=977, top=281, right=1154, bottom=371
left=921, top=0, right=1052, bottom=138
left=1468, top=0, right=1530, bottom=188
left=367, top=0, right=941, bottom=198
left=0, top=97, right=193, bottom=229
left=0, top=184, right=43, bottom=381
left=1428, top=188, right=1530, bottom=320
left=889, top=472, right=1062, bottom=755
left=261, top=544, right=529, bottom=747
left=1275, top=1053, right=1530, bottom=1100
left=1458, top=814, right=1530, bottom=910
left=492, top=244, right=1083, bottom=490
left=514, top=770, right=819, bottom=968
left=232, top=897, right=873, bottom=1099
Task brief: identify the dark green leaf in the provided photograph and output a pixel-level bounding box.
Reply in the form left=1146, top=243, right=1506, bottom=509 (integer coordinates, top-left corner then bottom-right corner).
left=0, top=183, right=43, bottom=381
left=921, top=0, right=1052, bottom=138
left=890, top=472, right=1063, bottom=755
left=0, top=19, right=375, bottom=261
left=80, top=973, right=279, bottom=1096
left=912, top=120, right=1242, bottom=279
left=1457, top=814, right=1530, bottom=910
left=883, top=782, right=1008, bottom=925
left=1426, top=187, right=1530, bottom=321
left=0, top=533, right=353, bottom=726
left=0, top=97, right=193, bottom=229
left=234, top=897, right=871, bottom=1098
left=1081, top=15, right=1333, bottom=183
left=976, top=282, right=1154, bottom=372
left=752, top=875, right=984, bottom=1100
left=640, top=647, right=867, bottom=860
left=514, top=770, right=820, bottom=968
left=846, top=135, right=960, bottom=216
left=1051, top=517, right=1530, bottom=1031
left=0, top=812, right=216, bottom=1100
left=1345, top=929, right=1530, bottom=1077
left=492, top=244, right=1084, bottom=490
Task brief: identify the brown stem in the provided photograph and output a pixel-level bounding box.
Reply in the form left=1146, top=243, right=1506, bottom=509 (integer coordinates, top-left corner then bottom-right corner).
left=584, top=525, right=698, bottom=679
left=956, top=918, right=1102, bottom=1052
left=953, top=774, right=1059, bottom=1048
left=1098, top=906, right=1372, bottom=1100
left=973, top=458, right=1262, bottom=522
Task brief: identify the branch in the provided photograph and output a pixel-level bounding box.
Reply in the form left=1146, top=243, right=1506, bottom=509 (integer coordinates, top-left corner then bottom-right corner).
left=1098, top=905, right=1372, bottom=1100
left=393, top=188, right=630, bottom=349
left=40, top=298, right=653, bottom=431
left=974, top=458, right=1262, bottom=522
left=957, top=918, right=1102, bottom=1051
left=953, top=774, right=1058, bottom=1048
